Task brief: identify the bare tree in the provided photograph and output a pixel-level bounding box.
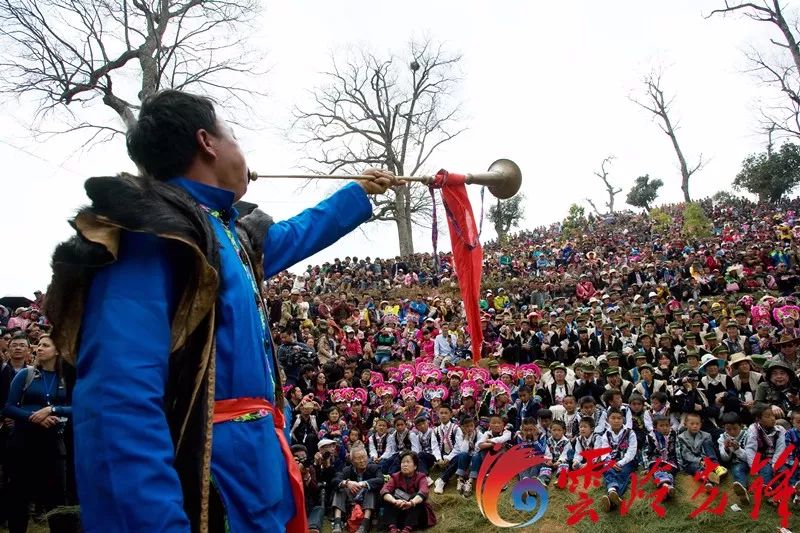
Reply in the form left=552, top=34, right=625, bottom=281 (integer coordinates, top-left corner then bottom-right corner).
left=631, top=71, right=704, bottom=202
left=292, top=41, right=464, bottom=256
left=592, top=155, right=622, bottom=212
left=585, top=197, right=602, bottom=217
left=0, top=0, right=262, bottom=143
left=708, top=1, right=800, bottom=138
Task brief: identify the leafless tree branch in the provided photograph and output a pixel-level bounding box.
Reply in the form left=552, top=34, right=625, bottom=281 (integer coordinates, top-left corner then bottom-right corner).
left=592, top=155, right=623, bottom=212
left=0, top=0, right=264, bottom=143
left=630, top=70, right=703, bottom=202
left=708, top=0, right=800, bottom=141
left=292, top=39, right=464, bottom=256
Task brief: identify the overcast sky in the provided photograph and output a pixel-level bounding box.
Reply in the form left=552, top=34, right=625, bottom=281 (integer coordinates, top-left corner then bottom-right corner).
left=0, top=0, right=789, bottom=297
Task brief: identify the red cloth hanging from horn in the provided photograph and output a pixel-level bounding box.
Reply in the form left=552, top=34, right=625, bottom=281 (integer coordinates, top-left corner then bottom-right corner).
left=432, top=169, right=484, bottom=363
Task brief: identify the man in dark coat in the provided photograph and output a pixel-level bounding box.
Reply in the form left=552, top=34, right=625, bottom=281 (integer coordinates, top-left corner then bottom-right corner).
left=331, top=447, right=384, bottom=533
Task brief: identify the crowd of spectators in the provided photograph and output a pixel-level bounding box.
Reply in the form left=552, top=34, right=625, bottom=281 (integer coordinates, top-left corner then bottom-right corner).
left=3, top=195, right=800, bottom=532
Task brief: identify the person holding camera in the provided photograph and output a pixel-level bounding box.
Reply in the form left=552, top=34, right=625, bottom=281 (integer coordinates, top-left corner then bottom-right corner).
left=291, top=395, right=320, bottom=456
left=330, top=447, right=383, bottom=533
left=281, top=289, right=305, bottom=335
left=291, top=445, right=324, bottom=533
left=278, top=329, right=318, bottom=387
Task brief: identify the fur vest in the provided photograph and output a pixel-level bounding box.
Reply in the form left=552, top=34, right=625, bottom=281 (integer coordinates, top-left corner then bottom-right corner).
left=44, top=174, right=274, bottom=533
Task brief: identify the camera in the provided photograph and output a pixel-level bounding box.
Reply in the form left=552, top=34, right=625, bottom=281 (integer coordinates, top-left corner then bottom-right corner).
left=322, top=451, right=332, bottom=460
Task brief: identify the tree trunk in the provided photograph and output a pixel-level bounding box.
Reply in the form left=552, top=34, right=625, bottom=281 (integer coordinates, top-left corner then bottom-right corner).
left=666, top=120, right=692, bottom=202
left=680, top=175, right=691, bottom=203
left=395, top=185, right=414, bottom=256
left=493, top=199, right=507, bottom=243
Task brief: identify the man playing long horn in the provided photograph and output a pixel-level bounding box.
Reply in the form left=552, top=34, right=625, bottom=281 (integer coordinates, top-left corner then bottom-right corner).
left=45, top=89, right=397, bottom=533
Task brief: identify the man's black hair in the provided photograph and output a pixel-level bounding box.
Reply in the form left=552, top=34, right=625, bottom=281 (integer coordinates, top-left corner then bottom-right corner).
left=9, top=332, right=29, bottom=345
left=290, top=444, right=308, bottom=455
left=126, top=90, right=219, bottom=181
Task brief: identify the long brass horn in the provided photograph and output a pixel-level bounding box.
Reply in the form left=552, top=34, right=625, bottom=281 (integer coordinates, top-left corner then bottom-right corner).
left=248, top=158, right=522, bottom=200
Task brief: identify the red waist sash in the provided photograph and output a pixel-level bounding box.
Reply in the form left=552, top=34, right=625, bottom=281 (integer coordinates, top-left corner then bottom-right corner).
left=214, top=398, right=307, bottom=533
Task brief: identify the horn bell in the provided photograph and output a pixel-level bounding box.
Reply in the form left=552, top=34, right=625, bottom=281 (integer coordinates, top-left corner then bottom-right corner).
left=465, top=158, right=522, bottom=200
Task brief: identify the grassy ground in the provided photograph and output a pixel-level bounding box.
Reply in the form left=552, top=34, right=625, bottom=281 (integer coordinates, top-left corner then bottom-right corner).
left=426, top=473, right=799, bottom=533
left=7, top=474, right=798, bottom=533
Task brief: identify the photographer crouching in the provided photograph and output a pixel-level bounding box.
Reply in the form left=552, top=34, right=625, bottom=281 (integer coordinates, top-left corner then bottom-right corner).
left=292, top=444, right=325, bottom=533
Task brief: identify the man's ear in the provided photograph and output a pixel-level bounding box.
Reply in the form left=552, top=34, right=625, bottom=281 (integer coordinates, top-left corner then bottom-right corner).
left=196, top=128, right=217, bottom=160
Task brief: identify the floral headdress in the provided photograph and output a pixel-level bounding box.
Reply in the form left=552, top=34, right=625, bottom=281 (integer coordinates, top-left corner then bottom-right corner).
left=773, top=305, right=800, bottom=323
left=468, top=367, right=490, bottom=383
left=374, top=383, right=398, bottom=399
left=398, top=363, right=417, bottom=384
left=329, top=387, right=354, bottom=404
left=499, top=364, right=516, bottom=378
left=400, top=385, right=423, bottom=402
left=445, top=367, right=466, bottom=381
left=423, top=384, right=449, bottom=402
left=489, top=380, right=511, bottom=398
left=750, top=304, right=771, bottom=327
left=517, top=363, right=542, bottom=380
left=419, top=364, right=443, bottom=383
left=352, top=388, right=368, bottom=404
left=460, top=379, right=479, bottom=399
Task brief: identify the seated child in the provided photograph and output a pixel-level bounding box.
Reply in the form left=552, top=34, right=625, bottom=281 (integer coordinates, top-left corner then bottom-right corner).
left=386, top=415, right=413, bottom=474
left=646, top=391, right=678, bottom=432
left=628, top=394, right=650, bottom=452
left=596, top=389, right=632, bottom=434
left=717, top=412, right=750, bottom=505
left=677, top=412, right=722, bottom=489
left=516, top=417, right=548, bottom=480
left=600, top=408, right=638, bottom=512
left=318, top=407, right=349, bottom=449
left=574, top=396, right=603, bottom=435
left=572, top=416, right=607, bottom=470
left=643, top=415, right=678, bottom=497
left=346, top=426, right=366, bottom=457
left=557, top=395, right=580, bottom=440
left=539, top=420, right=572, bottom=486
left=744, top=403, right=787, bottom=487
left=410, top=416, right=441, bottom=477
left=537, top=408, right=553, bottom=440
left=514, top=386, right=543, bottom=430
left=432, top=405, right=462, bottom=494
left=368, top=418, right=395, bottom=474
left=466, top=415, right=512, bottom=494
left=454, top=416, right=482, bottom=496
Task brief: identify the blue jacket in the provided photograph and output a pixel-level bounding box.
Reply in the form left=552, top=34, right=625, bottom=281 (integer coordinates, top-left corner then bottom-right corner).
left=73, top=179, right=371, bottom=532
